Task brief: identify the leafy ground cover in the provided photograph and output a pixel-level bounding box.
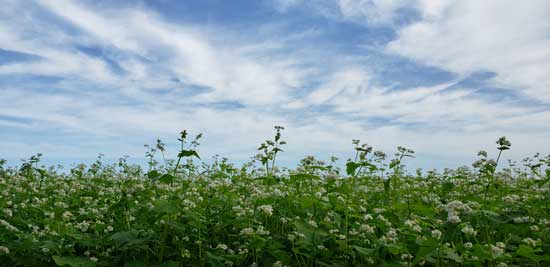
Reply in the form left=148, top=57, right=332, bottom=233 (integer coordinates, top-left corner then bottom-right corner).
left=1, top=128, right=549, bottom=266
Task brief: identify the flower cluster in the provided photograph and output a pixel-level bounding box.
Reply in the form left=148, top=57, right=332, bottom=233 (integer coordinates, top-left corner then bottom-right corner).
left=0, top=137, right=549, bottom=266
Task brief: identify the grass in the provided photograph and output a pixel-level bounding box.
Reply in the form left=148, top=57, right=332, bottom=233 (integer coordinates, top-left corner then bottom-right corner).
left=0, top=127, right=549, bottom=266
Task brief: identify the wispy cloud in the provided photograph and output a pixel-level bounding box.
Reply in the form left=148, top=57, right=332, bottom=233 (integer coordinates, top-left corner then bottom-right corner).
left=387, top=0, right=550, bottom=102
left=0, top=0, right=548, bottom=169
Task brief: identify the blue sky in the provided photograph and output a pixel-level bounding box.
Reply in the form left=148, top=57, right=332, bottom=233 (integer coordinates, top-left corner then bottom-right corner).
left=1, top=0, right=549, bottom=171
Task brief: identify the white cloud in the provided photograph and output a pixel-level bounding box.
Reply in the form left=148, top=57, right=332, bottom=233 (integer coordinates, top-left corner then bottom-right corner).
left=387, top=0, right=550, bottom=101
left=269, top=0, right=413, bottom=25
left=271, top=0, right=303, bottom=13
left=338, top=0, right=413, bottom=25
left=1, top=0, right=549, bottom=169
left=294, top=63, right=550, bottom=145
left=32, top=0, right=307, bottom=106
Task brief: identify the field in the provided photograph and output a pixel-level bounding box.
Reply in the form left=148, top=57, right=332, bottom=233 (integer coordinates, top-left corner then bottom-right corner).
left=0, top=128, right=549, bottom=267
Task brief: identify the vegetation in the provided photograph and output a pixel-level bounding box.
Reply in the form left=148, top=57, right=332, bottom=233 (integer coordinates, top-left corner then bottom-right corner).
left=1, top=127, right=549, bottom=266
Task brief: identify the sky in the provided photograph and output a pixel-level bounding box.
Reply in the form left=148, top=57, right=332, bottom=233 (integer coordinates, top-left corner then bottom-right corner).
left=0, top=0, right=549, bottom=171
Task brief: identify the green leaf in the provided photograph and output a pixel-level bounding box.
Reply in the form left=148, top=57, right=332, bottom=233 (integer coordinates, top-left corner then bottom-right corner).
left=163, top=261, right=181, bottom=267
left=159, top=173, right=175, bottom=184
left=346, top=162, right=359, bottom=176
left=52, top=256, right=96, bottom=267
left=413, top=243, right=438, bottom=265
left=383, top=179, right=391, bottom=195
left=111, top=231, right=137, bottom=247
left=352, top=246, right=375, bottom=257
left=307, top=165, right=328, bottom=171
left=389, top=159, right=399, bottom=169
left=177, top=149, right=200, bottom=159
left=289, top=173, right=320, bottom=183
left=516, top=244, right=544, bottom=261
left=443, top=250, right=463, bottom=263
left=293, top=221, right=326, bottom=245
left=471, top=210, right=507, bottom=224
left=470, top=244, right=491, bottom=261
left=383, top=244, right=403, bottom=255
left=441, top=181, right=454, bottom=194
left=153, top=200, right=180, bottom=214
left=147, top=170, right=161, bottom=179
left=123, top=261, right=147, bottom=267
left=268, top=242, right=291, bottom=263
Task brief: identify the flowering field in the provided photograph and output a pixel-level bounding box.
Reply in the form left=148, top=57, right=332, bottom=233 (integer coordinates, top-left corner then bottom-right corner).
left=0, top=129, right=549, bottom=267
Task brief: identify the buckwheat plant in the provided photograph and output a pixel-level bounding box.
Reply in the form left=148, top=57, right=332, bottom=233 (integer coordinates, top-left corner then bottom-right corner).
left=173, top=130, right=202, bottom=177
left=0, top=130, right=548, bottom=267
left=257, top=125, right=286, bottom=177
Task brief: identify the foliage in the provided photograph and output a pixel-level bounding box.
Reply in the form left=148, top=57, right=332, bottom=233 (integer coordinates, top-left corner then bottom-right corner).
left=257, top=126, right=286, bottom=177
left=0, top=131, right=549, bottom=267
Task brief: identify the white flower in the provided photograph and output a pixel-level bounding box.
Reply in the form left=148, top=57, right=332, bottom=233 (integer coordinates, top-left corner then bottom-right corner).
left=447, top=212, right=461, bottom=224
left=181, top=249, right=191, bottom=258
left=363, top=214, right=373, bottom=221
left=513, top=216, right=533, bottom=224
left=461, top=226, right=476, bottom=236
left=182, top=199, right=196, bottom=209
left=90, top=257, right=98, bottom=262
left=0, top=219, right=19, bottom=232
left=257, top=205, right=273, bottom=216
left=464, top=242, right=473, bottom=249
left=0, top=246, right=9, bottom=254
left=403, top=218, right=422, bottom=232
left=232, top=205, right=248, bottom=217
left=360, top=224, right=375, bottom=234
left=502, top=194, right=519, bottom=204
left=522, top=238, right=540, bottom=247
left=404, top=220, right=416, bottom=227
left=216, top=244, right=228, bottom=251
left=287, top=234, right=296, bottom=241
left=377, top=215, right=390, bottom=226
left=308, top=220, right=318, bottom=228
left=2, top=209, right=12, bottom=218
left=490, top=243, right=505, bottom=258
left=256, top=226, right=270, bottom=236
left=62, top=211, right=73, bottom=220
left=240, top=227, right=254, bottom=236
left=373, top=208, right=385, bottom=213
left=431, top=229, right=442, bottom=240
left=387, top=229, right=398, bottom=238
